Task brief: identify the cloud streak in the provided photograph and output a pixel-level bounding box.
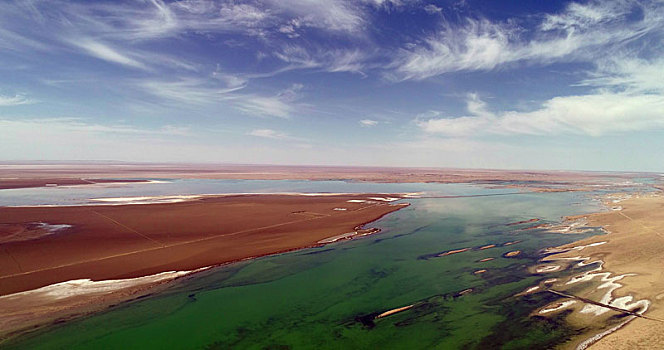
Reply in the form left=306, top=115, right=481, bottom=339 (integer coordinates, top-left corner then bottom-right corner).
left=137, top=78, right=299, bottom=118
left=70, top=39, right=148, bottom=70
left=0, top=117, right=190, bottom=136
left=391, top=0, right=664, bottom=80
left=0, top=94, right=32, bottom=106
left=247, top=128, right=289, bottom=140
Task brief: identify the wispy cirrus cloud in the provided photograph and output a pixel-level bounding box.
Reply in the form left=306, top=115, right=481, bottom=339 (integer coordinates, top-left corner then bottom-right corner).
left=410, top=1, right=664, bottom=139
left=0, top=117, right=190, bottom=136
left=232, top=95, right=295, bottom=118
left=274, top=45, right=369, bottom=75
left=391, top=0, right=664, bottom=80
left=137, top=79, right=301, bottom=118
left=247, top=128, right=289, bottom=140
left=247, top=128, right=309, bottom=146
left=359, top=119, right=379, bottom=127
left=0, top=94, right=33, bottom=106
left=137, top=79, right=243, bottom=105
left=69, top=39, right=148, bottom=70
left=266, top=0, right=365, bottom=34
left=423, top=4, right=443, bottom=15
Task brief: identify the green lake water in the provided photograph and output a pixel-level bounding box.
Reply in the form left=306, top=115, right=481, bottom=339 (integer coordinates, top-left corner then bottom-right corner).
left=4, top=188, right=610, bottom=349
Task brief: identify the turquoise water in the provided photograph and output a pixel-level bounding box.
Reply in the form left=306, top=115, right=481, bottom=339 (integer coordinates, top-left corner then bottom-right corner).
left=3, top=181, right=610, bottom=349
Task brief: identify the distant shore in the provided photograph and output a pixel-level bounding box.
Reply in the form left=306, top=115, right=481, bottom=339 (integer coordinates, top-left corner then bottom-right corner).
left=0, top=193, right=408, bottom=339
left=0, top=178, right=149, bottom=190
left=0, top=163, right=650, bottom=191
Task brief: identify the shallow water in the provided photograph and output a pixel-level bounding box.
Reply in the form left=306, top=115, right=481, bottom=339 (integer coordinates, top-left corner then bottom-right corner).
left=0, top=179, right=508, bottom=206
left=2, top=181, right=612, bottom=350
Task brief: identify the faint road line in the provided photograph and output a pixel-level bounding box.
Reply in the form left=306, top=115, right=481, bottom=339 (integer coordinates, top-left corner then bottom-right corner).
left=0, top=246, right=22, bottom=273
left=90, top=210, right=165, bottom=247
left=617, top=211, right=664, bottom=240
left=548, top=289, right=664, bottom=322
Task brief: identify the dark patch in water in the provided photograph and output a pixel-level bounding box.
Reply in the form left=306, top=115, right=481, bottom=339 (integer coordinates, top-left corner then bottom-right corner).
left=471, top=295, right=583, bottom=350
left=262, top=345, right=292, bottom=350
left=131, top=293, right=155, bottom=302
left=372, top=224, right=430, bottom=243
left=354, top=313, right=380, bottom=329
left=298, top=248, right=335, bottom=256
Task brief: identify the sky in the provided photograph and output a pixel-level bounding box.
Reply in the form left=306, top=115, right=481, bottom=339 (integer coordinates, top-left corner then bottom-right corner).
left=0, top=0, right=663, bottom=171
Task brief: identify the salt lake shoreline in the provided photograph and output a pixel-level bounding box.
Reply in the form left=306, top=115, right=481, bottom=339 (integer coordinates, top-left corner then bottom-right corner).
left=0, top=193, right=409, bottom=342
left=2, top=179, right=662, bottom=349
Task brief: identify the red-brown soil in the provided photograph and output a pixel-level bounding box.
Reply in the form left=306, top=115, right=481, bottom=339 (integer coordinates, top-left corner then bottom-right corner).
left=0, top=194, right=407, bottom=296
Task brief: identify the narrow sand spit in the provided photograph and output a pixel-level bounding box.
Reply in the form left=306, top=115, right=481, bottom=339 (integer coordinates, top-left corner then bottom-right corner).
left=438, top=248, right=471, bottom=256
left=539, top=300, right=577, bottom=315
left=0, top=269, right=204, bottom=338
left=535, top=265, right=561, bottom=273
left=375, top=305, right=414, bottom=319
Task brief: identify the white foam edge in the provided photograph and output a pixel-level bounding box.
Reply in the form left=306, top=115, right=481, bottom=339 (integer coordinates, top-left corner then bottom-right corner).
left=0, top=268, right=207, bottom=301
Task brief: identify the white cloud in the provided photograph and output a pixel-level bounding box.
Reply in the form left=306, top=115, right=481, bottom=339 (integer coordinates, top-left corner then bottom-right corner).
left=138, top=79, right=240, bottom=105
left=274, top=45, right=368, bottom=74
left=580, top=57, right=664, bottom=94
left=247, top=128, right=289, bottom=140
left=362, top=0, right=419, bottom=11
left=12, top=0, right=361, bottom=42
left=233, top=95, right=294, bottom=118
left=0, top=0, right=375, bottom=79
left=171, top=0, right=216, bottom=15
left=0, top=94, right=32, bottom=106
left=70, top=39, right=148, bottom=70
left=359, top=119, right=379, bottom=126
left=419, top=56, right=664, bottom=137
left=420, top=93, right=664, bottom=137
left=279, top=19, right=301, bottom=38
left=0, top=26, right=50, bottom=52
left=423, top=4, right=442, bottom=14
left=391, top=0, right=664, bottom=80
left=0, top=117, right=190, bottom=136
left=232, top=84, right=303, bottom=118
left=267, top=0, right=364, bottom=34
left=137, top=77, right=299, bottom=118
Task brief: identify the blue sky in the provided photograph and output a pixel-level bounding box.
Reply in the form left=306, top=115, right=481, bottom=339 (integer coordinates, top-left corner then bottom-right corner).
left=1, top=0, right=663, bottom=171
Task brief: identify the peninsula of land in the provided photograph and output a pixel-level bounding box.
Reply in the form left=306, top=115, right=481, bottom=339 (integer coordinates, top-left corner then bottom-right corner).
left=0, top=193, right=407, bottom=337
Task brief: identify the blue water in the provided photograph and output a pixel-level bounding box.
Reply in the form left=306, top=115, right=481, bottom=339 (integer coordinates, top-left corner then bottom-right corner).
left=0, top=179, right=513, bottom=206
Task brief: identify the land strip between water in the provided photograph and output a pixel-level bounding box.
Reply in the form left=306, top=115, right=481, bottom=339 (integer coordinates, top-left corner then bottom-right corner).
left=0, top=193, right=408, bottom=338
